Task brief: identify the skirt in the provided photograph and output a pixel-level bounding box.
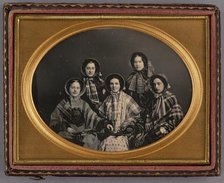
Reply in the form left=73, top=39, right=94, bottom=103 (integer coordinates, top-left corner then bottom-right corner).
left=100, top=135, right=129, bottom=152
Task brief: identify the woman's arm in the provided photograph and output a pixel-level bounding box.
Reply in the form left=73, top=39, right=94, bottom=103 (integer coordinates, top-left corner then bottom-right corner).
left=50, top=106, right=65, bottom=133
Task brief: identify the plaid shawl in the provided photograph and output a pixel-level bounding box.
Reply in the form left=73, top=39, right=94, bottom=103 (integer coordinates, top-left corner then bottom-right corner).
left=151, top=91, right=183, bottom=133
left=128, top=72, right=145, bottom=94
left=127, top=59, right=155, bottom=94
left=83, top=78, right=100, bottom=104
left=50, top=98, right=101, bottom=133
left=111, top=92, right=119, bottom=122
left=99, top=91, right=141, bottom=132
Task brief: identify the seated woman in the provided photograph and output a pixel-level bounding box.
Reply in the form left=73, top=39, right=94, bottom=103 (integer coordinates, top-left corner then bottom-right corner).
left=144, top=74, right=183, bottom=144
left=49, top=78, right=102, bottom=150
left=81, top=58, right=107, bottom=113
left=98, top=73, right=142, bottom=152
left=126, top=52, right=154, bottom=108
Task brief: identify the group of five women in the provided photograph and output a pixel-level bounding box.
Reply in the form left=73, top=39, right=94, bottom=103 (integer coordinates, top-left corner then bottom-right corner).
left=49, top=52, right=184, bottom=152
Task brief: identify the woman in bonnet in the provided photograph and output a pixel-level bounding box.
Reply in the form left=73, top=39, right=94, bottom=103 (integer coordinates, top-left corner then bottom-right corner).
left=81, top=58, right=107, bottom=113
left=49, top=78, right=102, bottom=150
left=98, top=73, right=142, bottom=151
left=143, top=74, right=183, bottom=144
left=126, top=52, right=155, bottom=108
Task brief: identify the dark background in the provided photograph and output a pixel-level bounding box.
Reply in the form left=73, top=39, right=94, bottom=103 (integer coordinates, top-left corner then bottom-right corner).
left=32, top=27, right=192, bottom=124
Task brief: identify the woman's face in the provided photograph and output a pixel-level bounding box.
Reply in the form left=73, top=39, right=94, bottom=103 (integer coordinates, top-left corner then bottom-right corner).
left=110, top=78, right=121, bottom=93
left=69, top=81, right=81, bottom=97
left=133, top=56, right=144, bottom=71
left=153, top=78, right=165, bottom=94
left=85, top=62, right=96, bottom=77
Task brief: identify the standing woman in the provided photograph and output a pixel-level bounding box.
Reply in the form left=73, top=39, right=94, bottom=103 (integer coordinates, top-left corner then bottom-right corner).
left=81, top=58, right=107, bottom=113
left=98, top=74, right=142, bottom=151
left=49, top=78, right=102, bottom=150
left=144, top=74, right=183, bottom=144
left=126, top=52, right=154, bottom=108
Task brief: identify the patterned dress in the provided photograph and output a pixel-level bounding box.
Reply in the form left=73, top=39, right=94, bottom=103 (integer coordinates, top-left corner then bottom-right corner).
left=98, top=91, right=141, bottom=151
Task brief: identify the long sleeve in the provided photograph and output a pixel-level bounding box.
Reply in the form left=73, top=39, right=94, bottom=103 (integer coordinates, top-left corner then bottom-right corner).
left=153, top=95, right=183, bottom=137
left=82, top=101, right=102, bottom=130
left=164, top=98, right=183, bottom=132
left=49, top=103, right=66, bottom=133
left=124, top=94, right=141, bottom=122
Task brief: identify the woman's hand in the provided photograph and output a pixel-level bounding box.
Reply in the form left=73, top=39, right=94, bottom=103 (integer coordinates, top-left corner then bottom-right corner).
left=102, top=89, right=106, bottom=95
left=106, top=124, right=114, bottom=132
left=67, top=127, right=76, bottom=133
left=160, top=127, right=167, bottom=134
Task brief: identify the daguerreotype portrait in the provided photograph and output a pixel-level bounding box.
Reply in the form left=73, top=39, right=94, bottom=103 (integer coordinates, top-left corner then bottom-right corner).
left=33, top=27, right=190, bottom=151
left=4, top=3, right=220, bottom=176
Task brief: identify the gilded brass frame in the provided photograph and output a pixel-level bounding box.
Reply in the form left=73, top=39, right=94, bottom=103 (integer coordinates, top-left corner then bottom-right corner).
left=4, top=3, right=220, bottom=176
left=21, top=18, right=204, bottom=162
